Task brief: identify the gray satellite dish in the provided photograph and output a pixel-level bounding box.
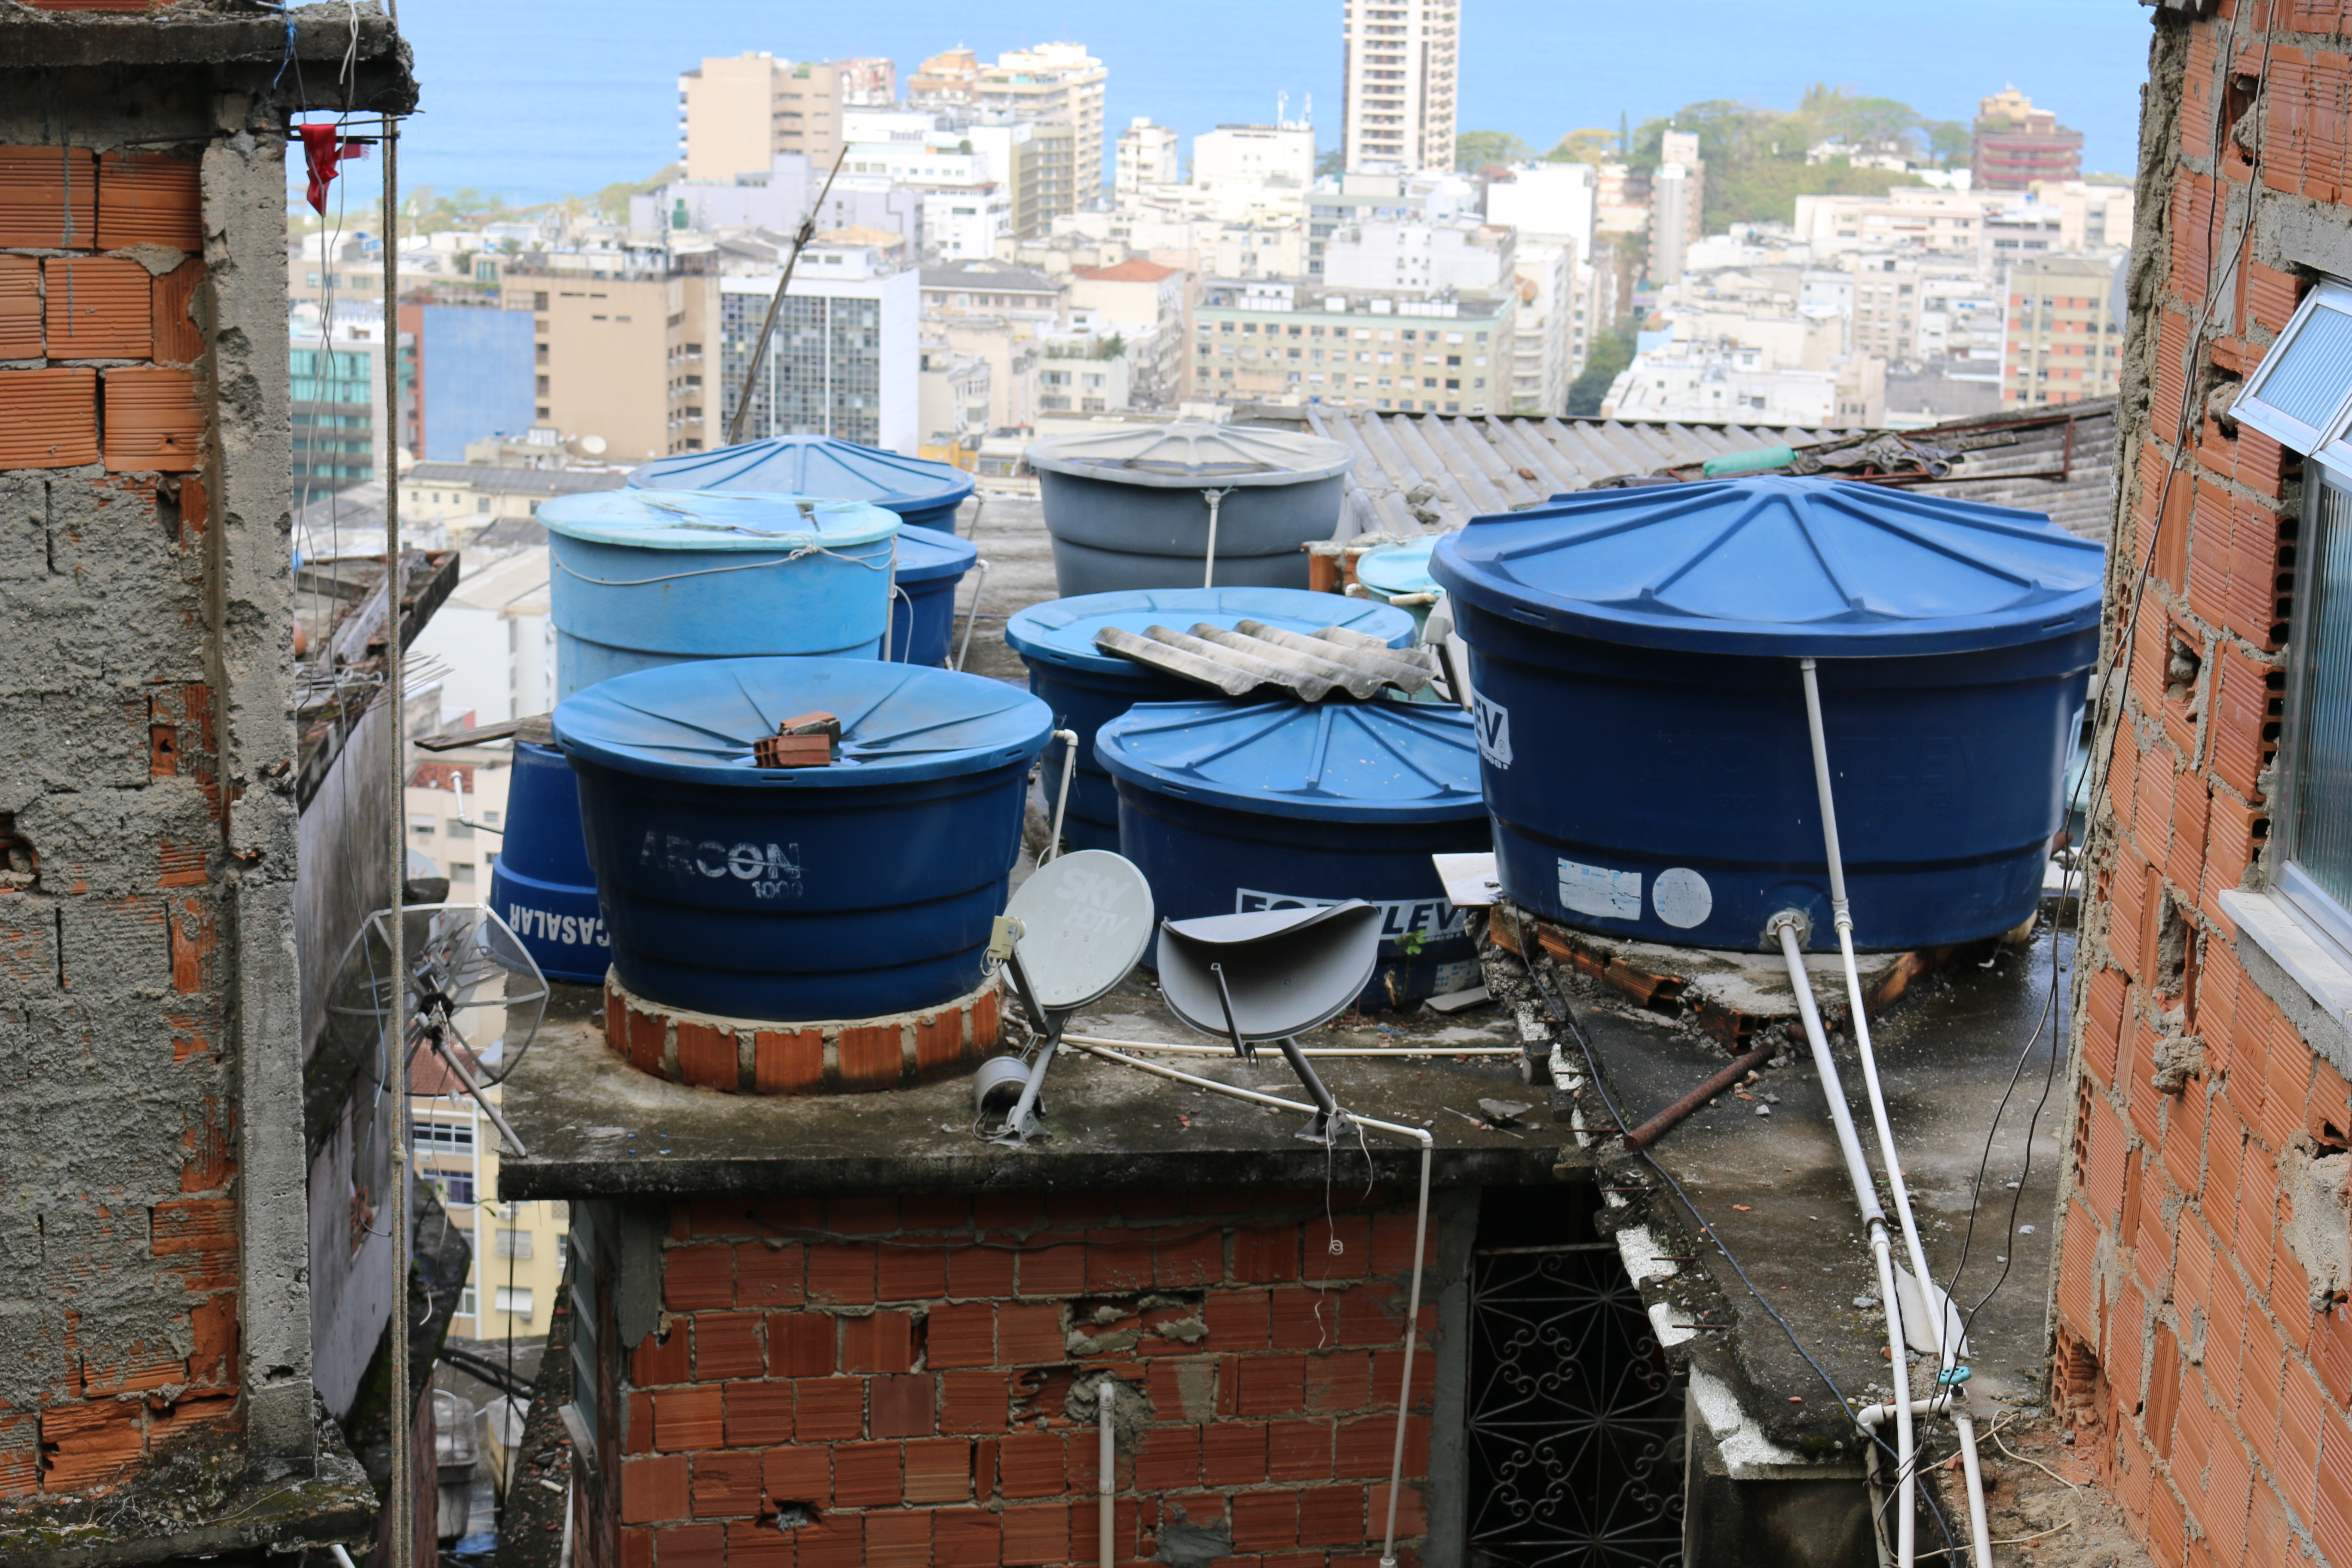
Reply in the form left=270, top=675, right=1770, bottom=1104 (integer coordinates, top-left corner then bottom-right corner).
left=977, top=851, right=1155, bottom=1144
left=1156, top=900, right=1381, bottom=1143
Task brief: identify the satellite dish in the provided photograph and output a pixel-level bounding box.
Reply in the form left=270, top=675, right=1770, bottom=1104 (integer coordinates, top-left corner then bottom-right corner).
left=578, top=434, right=608, bottom=457
left=325, top=903, right=551, bottom=1153
left=977, top=852, right=1154, bottom=1144
left=1155, top=900, right=1381, bottom=1144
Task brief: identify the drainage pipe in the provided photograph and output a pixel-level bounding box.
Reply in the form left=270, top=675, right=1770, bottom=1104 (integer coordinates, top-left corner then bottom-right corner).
left=1097, top=1376, right=1116, bottom=1568
left=1772, top=916, right=1919, bottom=1568
left=1798, top=659, right=1994, bottom=1568
left=1042, top=729, right=1078, bottom=865
left=1065, top=1041, right=1433, bottom=1568
left=1200, top=487, right=1234, bottom=589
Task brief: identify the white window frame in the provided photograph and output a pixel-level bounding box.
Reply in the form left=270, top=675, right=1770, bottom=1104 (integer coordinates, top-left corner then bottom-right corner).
left=496, top=1286, right=535, bottom=1319
left=2272, top=465, right=2352, bottom=971
left=2235, top=281, right=2352, bottom=462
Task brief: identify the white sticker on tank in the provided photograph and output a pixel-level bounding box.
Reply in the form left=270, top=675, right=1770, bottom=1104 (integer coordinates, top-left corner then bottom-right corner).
left=1652, top=867, right=1714, bottom=929
left=1557, top=858, right=1642, bottom=921
left=1432, top=959, right=1482, bottom=994
left=1472, top=692, right=1513, bottom=769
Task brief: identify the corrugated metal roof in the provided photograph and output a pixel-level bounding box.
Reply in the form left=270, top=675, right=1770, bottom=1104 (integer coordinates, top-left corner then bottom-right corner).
left=1299, top=401, right=2118, bottom=542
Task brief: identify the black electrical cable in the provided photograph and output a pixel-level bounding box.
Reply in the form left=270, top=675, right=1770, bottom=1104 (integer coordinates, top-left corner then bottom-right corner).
left=1505, top=910, right=1960, bottom=1558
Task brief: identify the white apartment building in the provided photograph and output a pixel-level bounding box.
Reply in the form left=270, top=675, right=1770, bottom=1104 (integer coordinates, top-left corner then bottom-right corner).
left=1342, top=0, right=1458, bottom=174
left=1603, top=337, right=1879, bottom=427
left=1485, top=162, right=1599, bottom=375
left=407, top=547, right=555, bottom=731
left=1193, top=122, right=1317, bottom=191
left=977, top=44, right=1108, bottom=201
left=1117, top=117, right=1181, bottom=195
left=1321, top=216, right=1514, bottom=295
left=717, top=246, right=919, bottom=453
left=1506, top=240, right=1574, bottom=415
left=921, top=187, right=1012, bottom=261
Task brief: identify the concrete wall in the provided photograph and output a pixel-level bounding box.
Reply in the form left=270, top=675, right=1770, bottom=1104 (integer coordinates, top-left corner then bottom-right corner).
left=2049, top=9, right=2352, bottom=1565
left=568, top=1190, right=1439, bottom=1568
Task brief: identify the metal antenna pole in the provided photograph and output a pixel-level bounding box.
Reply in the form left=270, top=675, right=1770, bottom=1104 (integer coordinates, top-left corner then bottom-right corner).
left=382, top=122, right=414, bottom=1568
left=726, top=148, right=849, bottom=446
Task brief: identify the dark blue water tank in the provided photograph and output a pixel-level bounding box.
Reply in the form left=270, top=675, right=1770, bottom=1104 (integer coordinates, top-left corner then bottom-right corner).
left=1431, top=476, right=2105, bottom=952
left=888, top=527, right=979, bottom=667
left=1003, top=588, right=1418, bottom=853
left=554, top=658, right=1051, bottom=1020
left=1096, top=698, right=1491, bottom=1008
left=628, top=436, right=975, bottom=533
left=486, top=741, right=609, bottom=984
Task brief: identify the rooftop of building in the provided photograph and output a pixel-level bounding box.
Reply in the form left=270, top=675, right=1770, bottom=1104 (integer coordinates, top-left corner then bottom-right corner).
left=920, top=262, right=1063, bottom=294
left=1075, top=257, right=1179, bottom=282
left=402, top=462, right=631, bottom=497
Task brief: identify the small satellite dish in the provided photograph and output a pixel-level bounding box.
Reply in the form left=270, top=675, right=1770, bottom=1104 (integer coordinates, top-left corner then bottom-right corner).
left=1001, top=851, right=1155, bottom=1012
left=577, top=433, right=608, bottom=457
left=977, top=851, right=1154, bottom=1145
left=1156, top=900, right=1381, bottom=1144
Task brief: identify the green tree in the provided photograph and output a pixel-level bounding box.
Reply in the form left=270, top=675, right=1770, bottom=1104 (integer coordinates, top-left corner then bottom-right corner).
left=1316, top=146, right=1347, bottom=178
left=1455, top=130, right=1531, bottom=171
left=594, top=166, right=676, bottom=224
left=1923, top=119, right=1972, bottom=169
left=1567, top=320, right=1638, bottom=418
left=1544, top=128, right=1616, bottom=165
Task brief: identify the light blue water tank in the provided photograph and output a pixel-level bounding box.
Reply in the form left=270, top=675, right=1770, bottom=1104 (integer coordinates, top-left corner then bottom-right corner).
left=628, top=436, right=975, bottom=533
left=537, top=488, right=900, bottom=698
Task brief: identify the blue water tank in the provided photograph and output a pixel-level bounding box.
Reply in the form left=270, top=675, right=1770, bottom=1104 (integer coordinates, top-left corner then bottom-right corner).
left=1355, top=537, right=1440, bottom=632
left=538, top=489, right=900, bottom=698
left=1096, top=698, right=1491, bottom=1008
left=889, top=527, right=979, bottom=667
left=629, top=436, right=976, bottom=533
left=554, top=657, right=1051, bottom=1021
left=1431, top=476, right=2105, bottom=952
left=1003, top=588, right=1418, bottom=852
left=486, top=741, right=609, bottom=983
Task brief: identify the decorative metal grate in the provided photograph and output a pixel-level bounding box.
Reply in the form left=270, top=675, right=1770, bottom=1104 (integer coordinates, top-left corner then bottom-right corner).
left=1465, top=1241, right=1685, bottom=1567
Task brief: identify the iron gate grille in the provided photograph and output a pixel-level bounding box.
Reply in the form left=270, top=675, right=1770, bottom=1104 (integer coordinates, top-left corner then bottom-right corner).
left=1465, top=1242, right=1684, bottom=1567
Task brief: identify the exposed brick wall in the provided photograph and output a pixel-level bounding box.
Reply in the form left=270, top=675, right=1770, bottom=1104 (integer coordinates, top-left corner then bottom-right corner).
left=2053, top=4, right=2352, bottom=1564
left=576, top=1190, right=1436, bottom=1568
left=0, top=138, right=236, bottom=1498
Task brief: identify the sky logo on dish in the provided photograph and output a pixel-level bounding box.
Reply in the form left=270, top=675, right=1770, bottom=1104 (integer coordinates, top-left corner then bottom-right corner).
left=1472, top=693, right=1512, bottom=768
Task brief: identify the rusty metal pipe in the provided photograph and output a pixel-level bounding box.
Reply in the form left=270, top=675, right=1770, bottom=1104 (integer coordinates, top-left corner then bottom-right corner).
left=1619, top=1037, right=1778, bottom=1152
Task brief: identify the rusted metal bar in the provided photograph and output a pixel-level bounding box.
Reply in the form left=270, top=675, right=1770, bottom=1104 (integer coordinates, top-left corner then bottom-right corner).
left=1619, top=1038, right=1779, bottom=1152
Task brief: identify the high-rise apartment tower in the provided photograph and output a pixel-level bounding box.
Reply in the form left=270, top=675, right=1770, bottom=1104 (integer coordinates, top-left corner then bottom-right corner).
left=1341, top=0, right=1458, bottom=174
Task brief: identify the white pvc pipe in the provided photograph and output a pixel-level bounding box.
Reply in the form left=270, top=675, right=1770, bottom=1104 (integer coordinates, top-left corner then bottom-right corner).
left=1043, top=729, right=1078, bottom=865
left=1200, top=487, right=1232, bottom=589
left=954, top=558, right=991, bottom=671
left=1774, top=919, right=1917, bottom=1567
left=1098, top=1377, right=1116, bottom=1568
left=1064, top=1041, right=1434, bottom=1568
left=1798, top=659, right=1994, bottom=1568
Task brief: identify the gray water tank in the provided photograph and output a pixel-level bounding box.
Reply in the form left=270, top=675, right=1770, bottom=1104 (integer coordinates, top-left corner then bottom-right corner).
left=1024, top=422, right=1356, bottom=594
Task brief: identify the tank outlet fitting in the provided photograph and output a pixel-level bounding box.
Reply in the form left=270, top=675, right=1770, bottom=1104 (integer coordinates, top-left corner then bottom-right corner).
left=1763, top=908, right=1813, bottom=948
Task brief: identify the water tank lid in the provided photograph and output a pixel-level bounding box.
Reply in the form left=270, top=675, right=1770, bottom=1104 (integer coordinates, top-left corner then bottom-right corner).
left=892, top=526, right=978, bottom=585
left=1023, top=420, right=1355, bottom=488
left=1431, top=475, right=2106, bottom=657
left=538, top=488, right=900, bottom=551
left=1004, top=588, right=1416, bottom=677
left=1095, top=698, right=1484, bottom=824
left=626, top=435, right=976, bottom=509
left=553, top=656, right=1051, bottom=787
left=1354, top=536, right=1440, bottom=598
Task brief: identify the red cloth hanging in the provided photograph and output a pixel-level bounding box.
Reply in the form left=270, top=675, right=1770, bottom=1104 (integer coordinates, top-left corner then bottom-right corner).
left=300, top=123, right=364, bottom=214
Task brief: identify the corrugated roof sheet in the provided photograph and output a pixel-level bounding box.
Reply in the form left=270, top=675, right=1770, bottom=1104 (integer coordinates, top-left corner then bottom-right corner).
left=1300, top=401, right=2118, bottom=542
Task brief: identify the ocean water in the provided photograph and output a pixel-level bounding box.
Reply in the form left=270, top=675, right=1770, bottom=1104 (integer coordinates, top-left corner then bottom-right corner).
left=362, top=0, right=2155, bottom=209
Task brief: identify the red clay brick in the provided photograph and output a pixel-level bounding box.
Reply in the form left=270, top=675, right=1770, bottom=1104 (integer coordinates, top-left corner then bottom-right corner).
left=940, top=1369, right=1011, bottom=1433
left=95, top=150, right=199, bottom=248
left=0, top=366, right=98, bottom=467
left=752, top=1027, right=822, bottom=1093
left=795, top=1513, right=862, bottom=1568
left=906, top=1434, right=974, bottom=1502
left=674, top=1021, right=736, bottom=1090
left=1233, top=1490, right=1302, bottom=1551
left=1271, top=1289, right=1340, bottom=1351
left=737, top=1242, right=804, bottom=1308
left=998, top=1301, right=1066, bottom=1364
left=836, top=1023, right=902, bottom=1089
left=767, top=1312, right=833, bottom=1378
left=1134, top=1425, right=1200, bottom=1489
left=841, top=1309, right=916, bottom=1375
left=1000, top=1503, right=1071, bottom=1566
left=1371, top=1480, right=1428, bottom=1539
left=0, top=256, right=37, bottom=359
left=633, top=1328, right=691, bottom=1388
left=692, top=1313, right=763, bottom=1381
left=877, top=1243, right=946, bottom=1301
left=870, top=1373, right=935, bottom=1438
left=831, top=1439, right=902, bottom=1507
left=620, top=1454, right=690, bottom=1525
left=794, top=1377, right=863, bottom=1441
left=1086, top=1230, right=1156, bottom=1292
left=865, top=1509, right=931, bottom=1568
left=1205, top=1288, right=1272, bottom=1349
left=722, top=1382, right=792, bottom=1448
left=928, top=1302, right=996, bottom=1368
left=805, top=1243, right=876, bottom=1305
left=653, top=1387, right=723, bottom=1452
left=0, top=146, right=97, bottom=247
left=689, top=1451, right=762, bottom=1519
left=1016, top=1235, right=1088, bottom=1296
left=932, top=1507, right=1001, bottom=1568
left=1337, top=1413, right=1427, bottom=1479
left=1236, top=1226, right=1301, bottom=1283
left=101, top=365, right=201, bottom=472
left=652, top=1522, right=725, bottom=1568
left=974, top=1192, right=1043, bottom=1229
left=1202, top=1421, right=1269, bottom=1486
left=150, top=256, right=202, bottom=365
left=626, top=1005, right=665, bottom=1075
left=665, top=1246, right=734, bottom=1311
left=948, top=1243, right=1018, bottom=1297
left=42, top=255, right=149, bottom=360
left=762, top=1443, right=829, bottom=1506
left=997, top=1430, right=1068, bottom=1498
left=1297, top=1483, right=1370, bottom=1546
left=1237, top=1353, right=1309, bottom=1416
left=723, top=1520, right=790, bottom=1568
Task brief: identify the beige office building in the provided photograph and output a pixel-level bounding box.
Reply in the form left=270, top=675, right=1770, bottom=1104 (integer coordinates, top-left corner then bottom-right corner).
left=1342, top=0, right=1458, bottom=174
left=679, top=54, right=890, bottom=182
left=975, top=43, right=1107, bottom=203
left=501, top=267, right=719, bottom=462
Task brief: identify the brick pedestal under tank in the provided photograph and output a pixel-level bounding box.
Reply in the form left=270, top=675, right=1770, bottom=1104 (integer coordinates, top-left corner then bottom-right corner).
left=568, top=1189, right=1437, bottom=1568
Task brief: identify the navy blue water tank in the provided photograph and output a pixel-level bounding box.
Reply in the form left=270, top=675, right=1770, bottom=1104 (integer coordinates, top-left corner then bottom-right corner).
left=554, top=658, right=1052, bottom=1021
left=1431, top=476, right=2105, bottom=952
left=486, top=740, right=609, bottom=984
left=1096, top=698, right=1491, bottom=1008
left=629, top=436, right=975, bottom=533
left=889, top=527, right=979, bottom=667
left=1004, top=588, right=1418, bottom=853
